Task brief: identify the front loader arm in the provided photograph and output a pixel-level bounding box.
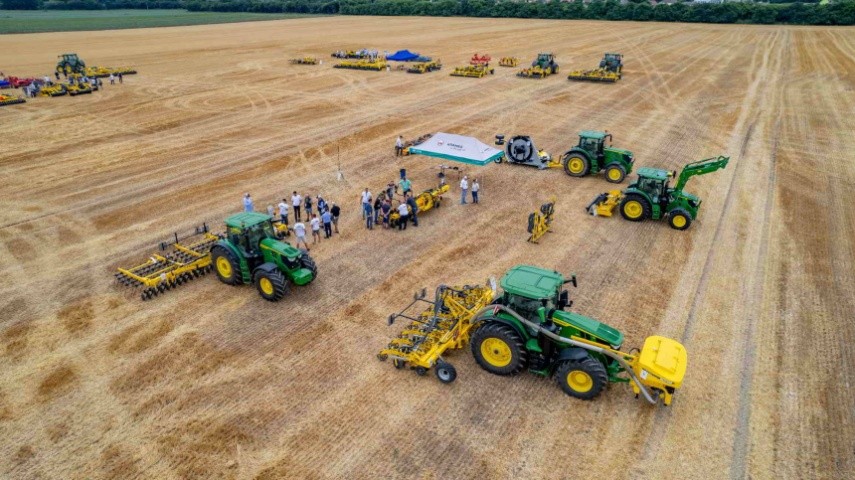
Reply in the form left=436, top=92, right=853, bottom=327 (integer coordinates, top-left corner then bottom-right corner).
left=674, top=156, right=730, bottom=192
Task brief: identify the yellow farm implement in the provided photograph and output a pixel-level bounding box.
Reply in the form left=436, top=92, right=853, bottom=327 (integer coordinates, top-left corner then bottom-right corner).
left=499, top=57, right=519, bottom=67
left=115, top=225, right=219, bottom=301
left=377, top=282, right=496, bottom=382
left=568, top=68, right=621, bottom=83
left=0, top=93, right=25, bottom=106
left=334, top=59, right=387, bottom=71
left=37, top=84, right=66, bottom=97
left=382, top=184, right=449, bottom=228
left=517, top=66, right=552, bottom=79
left=290, top=57, right=319, bottom=65
left=586, top=190, right=622, bottom=217
left=407, top=60, right=442, bottom=74
left=64, top=82, right=93, bottom=96
left=449, top=65, right=494, bottom=78
left=527, top=197, right=556, bottom=243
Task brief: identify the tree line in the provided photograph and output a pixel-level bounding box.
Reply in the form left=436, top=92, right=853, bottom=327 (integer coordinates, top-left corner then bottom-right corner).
left=4, top=0, right=855, bottom=26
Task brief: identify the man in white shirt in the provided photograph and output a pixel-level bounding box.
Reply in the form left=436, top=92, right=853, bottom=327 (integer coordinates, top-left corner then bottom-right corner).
left=396, top=202, right=410, bottom=230
left=278, top=198, right=289, bottom=226
left=460, top=176, right=469, bottom=205
left=395, top=136, right=404, bottom=156
left=310, top=214, right=322, bottom=245
left=471, top=178, right=480, bottom=204
left=361, top=188, right=372, bottom=221
left=292, top=191, right=302, bottom=221
left=292, top=221, right=309, bottom=250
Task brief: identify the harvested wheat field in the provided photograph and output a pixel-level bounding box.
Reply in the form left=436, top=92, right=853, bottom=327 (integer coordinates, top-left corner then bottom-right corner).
left=1, top=15, right=854, bottom=479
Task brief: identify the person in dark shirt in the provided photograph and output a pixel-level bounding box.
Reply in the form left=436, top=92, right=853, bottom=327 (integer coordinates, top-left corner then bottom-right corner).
left=406, top=193, right=419, bottom=227
left=330, top=203, right=340, bottom=233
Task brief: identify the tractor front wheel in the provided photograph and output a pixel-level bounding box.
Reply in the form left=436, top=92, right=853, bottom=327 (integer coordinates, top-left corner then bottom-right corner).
left=668, top=209, right=692, bottom=230
left=253, top=264, right=289, bottom=302
left=605, top=164, right=627, bottom=183
left=619, top=194, right=650, bottom=222
left=562, top=153, right=590, bottom=177
left=300, top=251, right=318, bottom=280
left=555, top=356, right=608, bottom=400
left=471, top=323, right=528, bottom=375
left=211, top=246, right=241, bottom=286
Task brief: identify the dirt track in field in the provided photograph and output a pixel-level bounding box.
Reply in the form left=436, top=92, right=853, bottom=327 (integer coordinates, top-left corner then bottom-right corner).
left=1, top=16, right=854, bottom=479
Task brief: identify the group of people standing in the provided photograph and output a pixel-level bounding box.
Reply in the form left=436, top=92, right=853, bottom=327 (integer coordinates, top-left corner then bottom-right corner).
left=360, top=175, right=422, bottom=231
left=459, top=175, right=480, bottom=204
left=242, top=192, right=340, bottom=252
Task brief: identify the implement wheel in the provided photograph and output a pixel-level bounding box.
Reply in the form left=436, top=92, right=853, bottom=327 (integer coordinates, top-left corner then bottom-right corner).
left=605, top=164, right=627, bottom=184
left=253, top=264, right=288, bottom=302
left=619, top=194, right=650, bottom=222
left=471, top=323, right=527, bottom=375
left=211, top=246, right=241, bottom=285
left=555, top=356, right=608, bottom=400
left=435, top=360, right=457, bottom=384
left=562, top=153, right=590, bottom=177
left=668, top=209, right=692, bottom=230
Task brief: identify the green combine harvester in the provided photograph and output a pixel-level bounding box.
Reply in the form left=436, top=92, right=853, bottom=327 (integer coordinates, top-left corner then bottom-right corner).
left=588, top=155, right=730, bottom=230
left=211, top=212, right=317, bottom=301
left=561, top=131, right=635, bottom=183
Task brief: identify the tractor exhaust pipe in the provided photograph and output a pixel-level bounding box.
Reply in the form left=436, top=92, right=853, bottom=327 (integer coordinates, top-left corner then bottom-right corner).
left=472, top=305, right=658, bottom=404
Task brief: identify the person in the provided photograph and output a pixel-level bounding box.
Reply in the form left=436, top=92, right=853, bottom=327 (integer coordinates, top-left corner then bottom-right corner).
left=406, top=193, right=419, bottom=227
left=472, top=178, right=480, bottom=204
left=399, top=176, right=412, bottom=196
left=292, top=191, right=302, bottom=221
left=381, top=199, right=391, bottom=229
left=361, top=188, right=372, bottom=220
left=243, top=193, right=254, bottom=212
left=395, top=135, right=404, bottom=156
left=310, top=214, right=321, bottom=245
left=118, top=72, right=123, bottom=84
left=267, top=204, right=275, bottom=217
left=321, top=209, right=333, bottom=239
left=317, top=195, right=327, bottom=214
left=54, top=71, right=60, bottom=81
left=292, top=221, right=309, bottom=250
left=331, top=202, right=340, bottom=233
left=304, top=194, right=313, bottom=219
left=386, top=182, right=395, bottom=199
left=373, top=196, right=382, bottom=225
left=109, top=74, right=115, bottom=85
left=460, top=176, right=469, bottom=204
left=396, top=202, right=409, bottom=230
left=278, top=198, right=289, bottom=226
left=365, top=200, right=374, bottom=230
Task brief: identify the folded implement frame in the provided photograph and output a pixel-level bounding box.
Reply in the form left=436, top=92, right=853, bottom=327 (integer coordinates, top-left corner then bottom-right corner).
left=567, top=68, right=620, bottom=83
left=115, top=225, right=219, bottom=301
left=527, top=197, right=556, bottom=243
left=334, top=59, right=387, bottom=71
left=377, top=282, right=496, bottom=382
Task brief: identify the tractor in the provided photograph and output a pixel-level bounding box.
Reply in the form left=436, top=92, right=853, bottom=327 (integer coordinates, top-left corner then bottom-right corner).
left=210, top=212, right=317, bottom=301
left=588, top=156, right=730, bottom=230
left=600, top=53, right=623, bottom=74
left=531, top=53, right=558, bottom=74
left=561, top=131, right=634, bottom=183
left=56, top=53, right=86, bottom=75
left=469, top=265, right=687, bottom=405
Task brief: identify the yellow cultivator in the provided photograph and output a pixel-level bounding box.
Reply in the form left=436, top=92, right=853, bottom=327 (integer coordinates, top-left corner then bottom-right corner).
left=83, top=65, right=137, bottom=78
left=450, top=65, right=494, bottom=78
left=517, top=65, right=551, bottom=79
left=290, top=57, right=319, bottom=65
left=115, top=225, right=219, bottom=301
left=527, top=197, right=556, bottom=243
left=567, top=68, right=621, bottom=83
left=37, top=84, right=67, bottom=97
left=0, top=93, right=25, bottom=106
left=499, top=57, right=519, bottom=67
left=407, top=60, right=442, bottom=74
left=377, top=282, right=496, bottom=382
left=65, top=82, right=93, bottom=96
left=334, top=59, right=387, bottom=71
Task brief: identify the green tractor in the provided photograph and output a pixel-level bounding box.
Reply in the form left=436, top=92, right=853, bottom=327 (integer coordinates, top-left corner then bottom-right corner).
left=532, top=53, right=558, bottom=74
left=56, top=53, right=86, bottom=75
left=561, top=131, right=635, bottom=183
left=470, top=265, right=687, bottom=405
left=608, top=155, right=730, bottom=230
left=599, top=53, right=623, bottom=74
left=211, top=212, right=317, bottom=301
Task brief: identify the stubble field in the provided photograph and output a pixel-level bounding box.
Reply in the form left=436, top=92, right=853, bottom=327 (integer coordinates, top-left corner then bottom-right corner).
left=0, top=16, right=853, bottom=479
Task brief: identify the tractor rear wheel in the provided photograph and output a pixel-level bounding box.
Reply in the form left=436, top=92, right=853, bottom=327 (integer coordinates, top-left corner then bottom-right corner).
left=668, top=209, right=692, bottom=230
left=211, top=246, right=241, bottom=286
left=555, top=356, right=608, bottom=400
left=562, top=153, right=590, bottom=177
left=253, top=264, right=288, bottom=302
left=471, top=323, right=528, bottom=375
left=605, top=164, right=627, bottom=183
left=299, top=251, right=318, bottom=280
left=619, top=194, right=650, bottom=222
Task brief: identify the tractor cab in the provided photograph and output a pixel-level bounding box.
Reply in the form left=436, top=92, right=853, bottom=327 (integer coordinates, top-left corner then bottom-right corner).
left=630, top=167, right=673, bottom=205
left=577, top=130, right=612, bottom=158
left=600, top=53, right=623, bottom=73
left=224, top=212, right=277, bottom=258
left=499, top=265, right=573, bottom=327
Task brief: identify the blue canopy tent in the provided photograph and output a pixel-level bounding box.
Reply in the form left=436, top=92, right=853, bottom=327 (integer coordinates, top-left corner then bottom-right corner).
left=386, top=50, right=420, bottom=62
left=408, top=132, right=503, bottom=166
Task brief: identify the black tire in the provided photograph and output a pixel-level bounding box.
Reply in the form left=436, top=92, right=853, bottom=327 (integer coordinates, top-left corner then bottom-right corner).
left=435, top=360, right=457, bottom=384
left=299, top=252, right=318, bottom=280
left=668, top=208, right=692, bottom=230
left=415, top=367, right=428, bottom=376
left=604, top=164, right=627, bottom=184
left=471, top=323, right=528, bottom=376
left=619, top=193, right=651, bottom=222
left=562, top=153, right=590, bottom=177
left=555, top=356, right=608, bottom=400
left=211, top=245, right=242, bottom=285
left=392, top=359, right=406, bottom=369
left=494, top=155, right=503, bottom=164
left=253, top=264, right=289, bottom=301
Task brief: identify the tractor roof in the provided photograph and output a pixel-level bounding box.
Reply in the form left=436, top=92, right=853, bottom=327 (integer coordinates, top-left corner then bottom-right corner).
left=579, top=130, right=608, bottom=140
left=501, top=265, right=564, bottom=299
left=636, top=167, right=672, bottom=181
left=224, top=212, right=272, bottom=229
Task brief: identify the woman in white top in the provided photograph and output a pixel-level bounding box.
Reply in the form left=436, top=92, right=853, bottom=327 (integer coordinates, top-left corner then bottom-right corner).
left=396, top=202, right=410, bottom=230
